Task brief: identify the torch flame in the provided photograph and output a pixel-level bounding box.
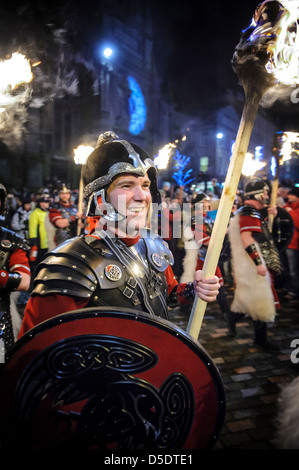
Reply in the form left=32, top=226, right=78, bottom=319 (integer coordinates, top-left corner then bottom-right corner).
left=277, top=131, right=299, bottom=163
left=244, top=0, right=299, bottom=85
left=0, top=52, right=33, bottom=92
left=154, top=133, right=189, bottom=170
left=73, top=145, right=94, bottom=165
left=242, top=152, right=267, bottom=176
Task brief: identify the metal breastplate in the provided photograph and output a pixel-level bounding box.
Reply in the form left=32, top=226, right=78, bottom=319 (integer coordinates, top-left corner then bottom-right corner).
left=32, top=231, right=173, bottom=320
left=54, top=204, right=78, bottom=244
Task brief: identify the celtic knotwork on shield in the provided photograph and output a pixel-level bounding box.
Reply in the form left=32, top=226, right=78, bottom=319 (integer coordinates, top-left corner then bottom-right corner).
left=12, top=335, right=194, bottom=449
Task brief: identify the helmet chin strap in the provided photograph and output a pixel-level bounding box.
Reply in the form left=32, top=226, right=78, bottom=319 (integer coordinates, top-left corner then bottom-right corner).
left=93, top=189, right=126, bottom=222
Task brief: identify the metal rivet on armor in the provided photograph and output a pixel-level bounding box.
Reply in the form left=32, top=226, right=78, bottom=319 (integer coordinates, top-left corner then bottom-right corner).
left=91, top=286, right=95, bottom=291
left=94, top=296, right=98, bottom=301
left=100, top=274, right=103, bottom=278
left=72, top=265, right=77, bottom=269
left=44, top=276, right=48, bottom=279
left=81, top=254, right=86, bottom=258
left=63, top=289, right=68, bottom=293
left=149, top=295, right=152, bottom=299
left=68, top=277, right=72, bottom=280
left=87, top=293, right=91, bottom=297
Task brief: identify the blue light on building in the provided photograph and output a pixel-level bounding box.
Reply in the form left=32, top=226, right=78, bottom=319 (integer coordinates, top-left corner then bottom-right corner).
left=255, top=146, right=264, bottom=161
left=127, top=76, right=147, bottom=135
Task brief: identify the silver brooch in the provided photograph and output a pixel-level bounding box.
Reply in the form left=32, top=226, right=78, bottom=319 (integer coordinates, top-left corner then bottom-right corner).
left=1, top=240, right=12, bottom=249
left=104, top=264, right=122, bottom=281
left=151, top=253, right=162, bottom=267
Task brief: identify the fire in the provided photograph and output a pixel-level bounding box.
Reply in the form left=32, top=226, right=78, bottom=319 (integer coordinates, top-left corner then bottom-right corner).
left=246, top=0, right=299, bottom=85
left=154, top=133, right=189, bottom=170
left=0, top=52, right=33, bottom=93
left=242, top=152, right=267, bottom=176
left=73, top=145, right=95, bottom=165
left=276, top=131, right=299, bottom=163
left=154, top=143, right=177, bottom=170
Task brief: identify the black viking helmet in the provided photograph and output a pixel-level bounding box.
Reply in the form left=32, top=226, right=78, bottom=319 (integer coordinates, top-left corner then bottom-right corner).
left=191, top=192, right=210, bottom=205
left=0, top=183, right=7, bottom=215
left=244, top=178, right=269, bottom=202
left=82, top=131, right=161, bottom=219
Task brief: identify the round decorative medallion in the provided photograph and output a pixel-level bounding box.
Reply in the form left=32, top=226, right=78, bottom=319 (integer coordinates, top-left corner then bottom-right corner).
left=1, top=240, right=12, bottom=249
left=104, top=264, right=122, bottom=282
left=151, top=253, right=162, bottom=267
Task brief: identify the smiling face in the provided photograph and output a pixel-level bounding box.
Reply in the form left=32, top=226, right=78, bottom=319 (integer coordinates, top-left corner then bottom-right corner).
left=106, top=173, right=152, bottom=236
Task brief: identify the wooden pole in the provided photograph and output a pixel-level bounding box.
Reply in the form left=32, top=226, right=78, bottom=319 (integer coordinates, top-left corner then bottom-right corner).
left=268, top=176, right=279, bottom=232
left=77, top=174, right=84, bottom=236
left=187, top=64, right=275, bottom=339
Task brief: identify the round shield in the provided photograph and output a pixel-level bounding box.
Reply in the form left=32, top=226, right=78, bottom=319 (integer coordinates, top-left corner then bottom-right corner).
left=0, top=307, right=225, bottom=450
left=271, top=207, right=294, bottom=252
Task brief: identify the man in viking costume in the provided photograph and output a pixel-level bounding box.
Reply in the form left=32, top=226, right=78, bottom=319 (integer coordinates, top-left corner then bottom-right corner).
left=19, top=131, right=220, bottom=336
left=226, top=179, right=281, bottom=352
left=49, top=184, right=84, bottom=246
left=0, top=183, right=31, bottom=353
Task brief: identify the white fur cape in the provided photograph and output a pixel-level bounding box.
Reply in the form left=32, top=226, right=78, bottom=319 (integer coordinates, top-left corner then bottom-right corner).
left=228, top=213, right=276, bottom=322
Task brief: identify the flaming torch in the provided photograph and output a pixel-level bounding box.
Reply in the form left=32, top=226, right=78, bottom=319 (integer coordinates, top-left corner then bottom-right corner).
left=73, top=144, right=94, bottom=235
left=187, top=0, right=299, bottom=340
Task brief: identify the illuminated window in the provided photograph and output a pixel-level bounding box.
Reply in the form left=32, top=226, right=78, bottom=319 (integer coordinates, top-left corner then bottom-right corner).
left=200, top=156, right=209, bottom=172
left=127, top=76, right=146, bottom=135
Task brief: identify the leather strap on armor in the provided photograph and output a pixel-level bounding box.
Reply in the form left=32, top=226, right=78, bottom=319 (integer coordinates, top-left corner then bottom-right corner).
left=32, top=233, right=173, bottom=319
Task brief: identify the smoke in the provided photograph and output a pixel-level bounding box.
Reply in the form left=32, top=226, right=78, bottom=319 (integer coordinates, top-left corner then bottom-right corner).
left=260, top=82, right=298, bottom=108
left=0, top=85, right=32, bottom=150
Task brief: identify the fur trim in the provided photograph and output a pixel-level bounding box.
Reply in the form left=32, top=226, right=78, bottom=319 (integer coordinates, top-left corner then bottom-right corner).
left=228, top=213, right=275, bottom=322
left=275, top=377, right=299, bottom=449
left=180, top=248, right=198, bottom=283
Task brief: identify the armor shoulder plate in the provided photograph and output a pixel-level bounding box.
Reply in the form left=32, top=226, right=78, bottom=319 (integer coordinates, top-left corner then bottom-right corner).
left=238, top=205, right=262, bottom=220
left=0, top=226, right=30, bottom=252
left=141, top=229, right=174, bottom=272
left=32, top=236, right=126, bottom=298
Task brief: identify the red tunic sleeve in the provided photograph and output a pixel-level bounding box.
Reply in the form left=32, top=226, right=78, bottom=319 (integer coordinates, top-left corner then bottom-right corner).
left=9, top=248, right=30, bottom=276
left=239, top=214, right=262, bottom=234
left=18, top=295, right=89, bottom=338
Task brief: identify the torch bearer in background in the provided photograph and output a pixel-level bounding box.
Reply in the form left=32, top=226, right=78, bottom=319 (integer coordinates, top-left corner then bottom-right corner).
left=73, top=145, right=94, bottom=235
left=187, top=0, right=299, bottom=340
left=268, top=131, right=299, bottom=231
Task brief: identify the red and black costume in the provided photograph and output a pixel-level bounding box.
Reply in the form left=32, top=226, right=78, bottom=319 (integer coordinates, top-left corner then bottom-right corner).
left=19, top=227, right=195, bottom=336
left=49, top=200, right=78, bottom=245
left=0, top=227, right=30, bottom=350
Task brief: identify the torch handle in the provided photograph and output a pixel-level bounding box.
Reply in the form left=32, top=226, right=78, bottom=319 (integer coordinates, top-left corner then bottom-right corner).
left=187, top=95, right=261, bottom=340
left=268, top=177, right=279, bottom=232
left=77, top=176, right=84, bottom=236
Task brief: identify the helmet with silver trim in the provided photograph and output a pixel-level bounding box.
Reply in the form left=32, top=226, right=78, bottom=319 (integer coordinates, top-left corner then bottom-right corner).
left=82, top=131, right=160, bottom=220
left=59, top=184, right=71, bottom=194
left=244, top=178, right=270, bottom=203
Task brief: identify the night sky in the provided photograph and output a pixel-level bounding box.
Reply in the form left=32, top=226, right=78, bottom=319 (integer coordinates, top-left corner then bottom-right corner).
left=153, top=0, right=260, bottom=110
left=153, top=0, right=299, bottom=128
left=1, top=0, right=299, bottom=127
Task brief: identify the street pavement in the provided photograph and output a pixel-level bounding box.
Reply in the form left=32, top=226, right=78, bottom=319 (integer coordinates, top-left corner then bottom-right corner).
left=168, top=288, right=299, bottom=449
